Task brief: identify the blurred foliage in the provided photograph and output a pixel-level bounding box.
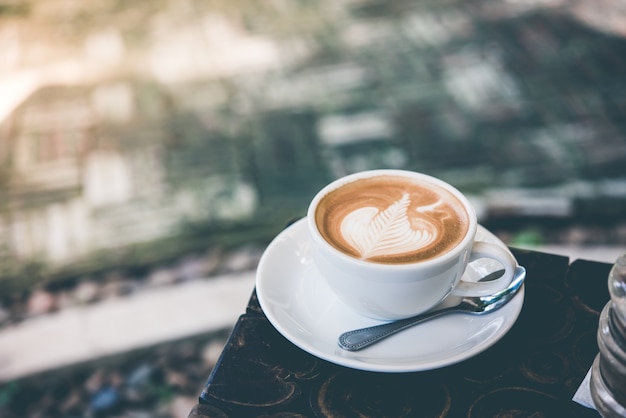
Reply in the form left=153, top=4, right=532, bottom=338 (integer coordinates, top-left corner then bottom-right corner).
left=510, top=229, right=545, bottom=247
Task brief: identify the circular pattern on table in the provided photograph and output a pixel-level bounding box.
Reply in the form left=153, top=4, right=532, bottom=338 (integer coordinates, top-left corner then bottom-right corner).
left=468, top=387, right=567, bottom=417
left=572, top=329, right=600, bottom=373
left=516, top=282, right=576, bottom=345
left=565, top=262, right=612, bottom=316
left=520, top=350, right=569, bottom=384
left=311, top=371, right=451, bottom=418
left=454, top=342, right=517, bottom=383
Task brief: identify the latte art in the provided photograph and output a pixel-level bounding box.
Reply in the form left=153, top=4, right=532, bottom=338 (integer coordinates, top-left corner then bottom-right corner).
left=341, top=193, right=438, bottom=259
left=315, top=175, right=469, bottom=264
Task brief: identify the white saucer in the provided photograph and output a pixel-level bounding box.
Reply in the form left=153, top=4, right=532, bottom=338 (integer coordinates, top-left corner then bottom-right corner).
left=256, top=218, right=525, bottom=373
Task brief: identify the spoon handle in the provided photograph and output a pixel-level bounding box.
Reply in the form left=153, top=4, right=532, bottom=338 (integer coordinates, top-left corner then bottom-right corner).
left=338, top=306, right=457, bottom=351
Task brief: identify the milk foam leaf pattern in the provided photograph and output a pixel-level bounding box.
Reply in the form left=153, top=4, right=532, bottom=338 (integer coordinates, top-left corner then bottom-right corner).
left=341, top=193, right=437, bottom=260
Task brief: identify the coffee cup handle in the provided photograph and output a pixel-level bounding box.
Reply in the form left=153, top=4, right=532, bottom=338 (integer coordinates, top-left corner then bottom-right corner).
left=451, top=241, right=517, bottom=296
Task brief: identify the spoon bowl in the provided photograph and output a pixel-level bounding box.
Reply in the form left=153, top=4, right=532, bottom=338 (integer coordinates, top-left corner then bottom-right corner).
left=338, top=266, right=526, bottom=351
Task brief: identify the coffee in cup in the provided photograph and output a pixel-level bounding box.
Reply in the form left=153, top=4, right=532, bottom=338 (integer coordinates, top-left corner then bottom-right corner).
left=314, top=173, right=470, bottom=265
left=307, top=169, right=518, bottom=320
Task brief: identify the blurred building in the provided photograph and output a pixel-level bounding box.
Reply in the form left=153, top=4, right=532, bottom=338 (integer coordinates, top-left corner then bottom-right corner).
left=1, top=0, right=625, bottom=282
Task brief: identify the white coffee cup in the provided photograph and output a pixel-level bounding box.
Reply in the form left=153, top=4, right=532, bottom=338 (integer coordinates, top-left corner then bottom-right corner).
left=307, top=169, right=517, bottom=320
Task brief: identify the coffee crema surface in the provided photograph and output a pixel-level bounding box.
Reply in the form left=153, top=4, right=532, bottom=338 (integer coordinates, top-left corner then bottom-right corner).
left=314, top=175, right=470, bottom=264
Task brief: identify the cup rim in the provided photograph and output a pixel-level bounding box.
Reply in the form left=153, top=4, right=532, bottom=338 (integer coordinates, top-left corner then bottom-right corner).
left=306, top=169, right=478, bottom=270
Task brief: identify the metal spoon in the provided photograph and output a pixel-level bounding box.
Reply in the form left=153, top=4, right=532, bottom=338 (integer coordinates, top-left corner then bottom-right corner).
left=338, top=266, right=526, bottom=351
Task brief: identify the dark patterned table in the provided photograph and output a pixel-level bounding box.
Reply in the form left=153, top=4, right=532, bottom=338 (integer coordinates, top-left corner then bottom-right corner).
left=189, top=249, right=611, bottom=417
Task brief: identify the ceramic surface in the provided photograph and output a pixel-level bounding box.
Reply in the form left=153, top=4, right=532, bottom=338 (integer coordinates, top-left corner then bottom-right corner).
left=256, top=218, right=525, bottom=372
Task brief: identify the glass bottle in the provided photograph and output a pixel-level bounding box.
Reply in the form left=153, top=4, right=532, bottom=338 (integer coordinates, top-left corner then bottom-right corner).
left=590, top=253, right=626, bottom=417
